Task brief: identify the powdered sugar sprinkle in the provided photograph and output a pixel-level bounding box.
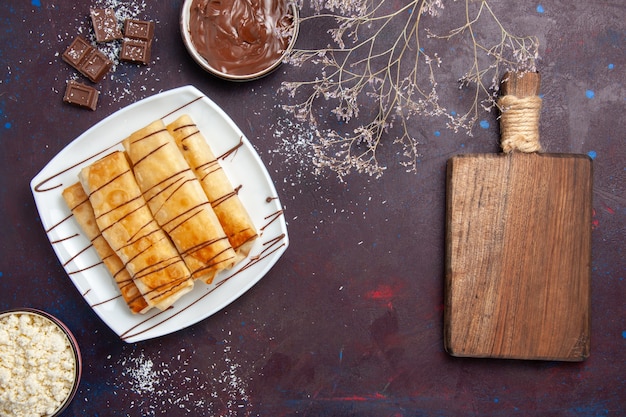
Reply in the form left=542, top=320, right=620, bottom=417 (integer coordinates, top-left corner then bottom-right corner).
left=108, top=337, right=252, bottom=416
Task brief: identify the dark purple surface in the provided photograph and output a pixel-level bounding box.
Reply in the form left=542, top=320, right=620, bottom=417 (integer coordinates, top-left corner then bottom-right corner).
left=1, top=1, right=624, bottom=416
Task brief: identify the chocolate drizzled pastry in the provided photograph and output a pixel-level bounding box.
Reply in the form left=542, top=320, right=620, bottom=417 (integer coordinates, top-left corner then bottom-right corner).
left=122, top=120, right=237, bottom=284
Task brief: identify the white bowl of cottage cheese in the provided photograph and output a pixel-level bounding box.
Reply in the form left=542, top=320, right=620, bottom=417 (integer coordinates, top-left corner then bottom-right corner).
left=0, top=309, right=82, bottom=417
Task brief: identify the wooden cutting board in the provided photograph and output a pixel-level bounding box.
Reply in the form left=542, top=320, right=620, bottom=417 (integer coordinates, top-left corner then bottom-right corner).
left=444, top=72, right=592, bottom=361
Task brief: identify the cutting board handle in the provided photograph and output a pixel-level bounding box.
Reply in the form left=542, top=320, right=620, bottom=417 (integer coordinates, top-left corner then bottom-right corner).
left=498, top=71, right=542, bottom=153
left=500, top=71, right=541, bottom=98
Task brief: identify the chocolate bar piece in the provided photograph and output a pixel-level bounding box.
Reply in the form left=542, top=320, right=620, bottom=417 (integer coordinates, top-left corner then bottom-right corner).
left=90, top=8, right=122, bottom=42
left=81, top=49, right=113, bottom=82
left=62, top=36, right=112, bottom=82
left=63, top=80, right=99, bottom=110
left=124, top=19, right=155, bottom=42
left=120, top=39, right=151, bottom=65
left=62, top=36, right=92, bottom=68
left=120, top=18, right=154, bottom=65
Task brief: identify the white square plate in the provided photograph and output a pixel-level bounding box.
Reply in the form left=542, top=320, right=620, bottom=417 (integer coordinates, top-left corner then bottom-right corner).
left=31, top=86, right=289, bottom=343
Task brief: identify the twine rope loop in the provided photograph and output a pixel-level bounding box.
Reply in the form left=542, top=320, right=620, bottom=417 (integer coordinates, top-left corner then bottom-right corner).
left=498, top=95, right=542, bottom=153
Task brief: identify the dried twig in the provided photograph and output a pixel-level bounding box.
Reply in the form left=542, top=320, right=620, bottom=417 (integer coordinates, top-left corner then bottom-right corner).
left=281, top=0, right=539, bottom=179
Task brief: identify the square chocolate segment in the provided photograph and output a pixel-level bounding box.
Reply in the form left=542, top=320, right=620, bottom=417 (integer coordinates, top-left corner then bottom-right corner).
left=80, top=49, right=113, bottom=82
left=62, top=36, right=92, bottom=68
left=90, top=8, right=122, bottom=42
left=120, top=39, right=151, bottom=65
left=124, top=19, right=155, bottom=42
left=63, top=80, right=99, bottom=110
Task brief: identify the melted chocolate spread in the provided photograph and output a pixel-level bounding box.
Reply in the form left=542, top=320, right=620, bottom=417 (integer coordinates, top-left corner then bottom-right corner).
left=189, top=0, right=294, bottom=76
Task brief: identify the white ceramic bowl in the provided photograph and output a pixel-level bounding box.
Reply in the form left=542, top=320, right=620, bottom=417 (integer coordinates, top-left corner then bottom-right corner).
left=0, top=308, right=82, bottom=417
left=180, top=0, right=299, bottom=81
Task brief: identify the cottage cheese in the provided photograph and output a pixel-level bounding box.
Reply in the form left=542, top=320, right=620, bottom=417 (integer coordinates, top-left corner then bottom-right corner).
left=0, top=312, right=76, bottom=417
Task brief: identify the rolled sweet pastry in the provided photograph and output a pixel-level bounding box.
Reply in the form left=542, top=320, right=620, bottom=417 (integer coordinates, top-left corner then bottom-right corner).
left=62, top=182, right=151, bottom=314
left=79, top=151, right=194, bottom=311
left=122, top=120, right=236, bottom=283
left=166, top=114, right=258, bottom=264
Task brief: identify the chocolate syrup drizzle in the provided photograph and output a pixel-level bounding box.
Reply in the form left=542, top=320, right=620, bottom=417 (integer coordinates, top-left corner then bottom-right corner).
left=38, top=94, right=287, bottom=341
left=34, top=142, right=121, bottom=193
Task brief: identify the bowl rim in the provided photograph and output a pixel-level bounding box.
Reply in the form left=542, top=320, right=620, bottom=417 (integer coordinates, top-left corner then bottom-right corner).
left=0, top=308, right=82, bottom=416
left=179, top=0, right=300, bottom=81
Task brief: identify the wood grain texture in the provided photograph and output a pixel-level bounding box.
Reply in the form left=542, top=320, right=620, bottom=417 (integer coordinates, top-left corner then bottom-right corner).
left=445, top=152, right=592, bottom=360
left=500, top=71, right=540, bottom=97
